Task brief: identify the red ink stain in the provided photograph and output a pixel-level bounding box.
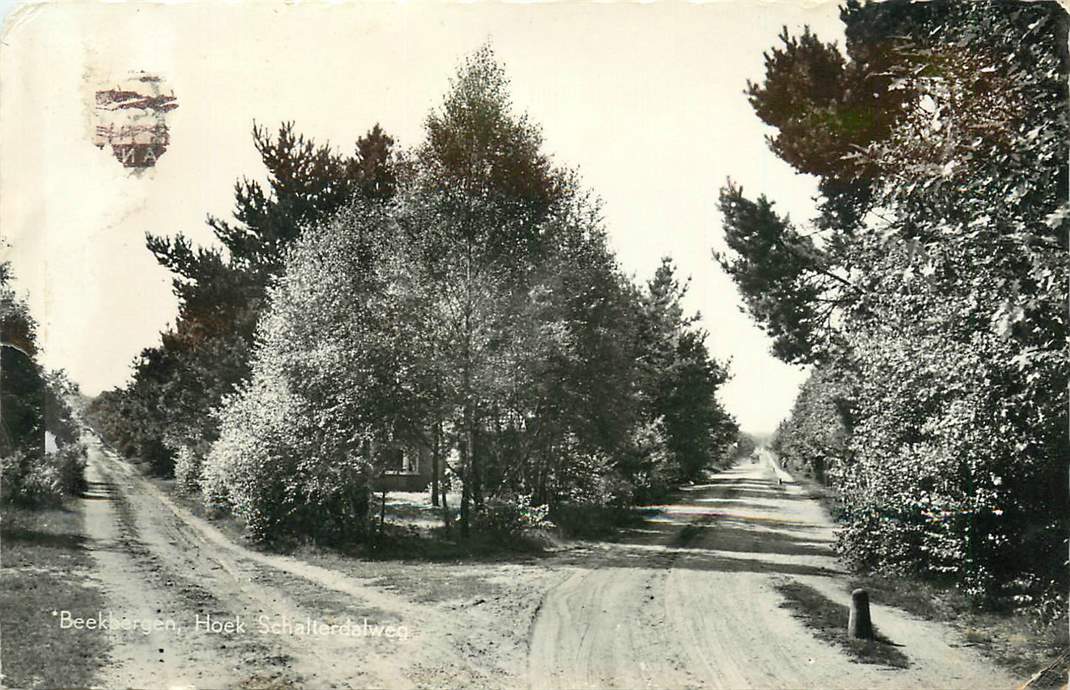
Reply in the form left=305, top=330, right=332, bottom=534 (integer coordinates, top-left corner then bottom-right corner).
left=94, top=72, right=177, bottom=169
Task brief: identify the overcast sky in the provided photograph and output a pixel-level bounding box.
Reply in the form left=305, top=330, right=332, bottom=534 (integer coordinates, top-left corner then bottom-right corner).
left=0, top=1, right=845, bottom=434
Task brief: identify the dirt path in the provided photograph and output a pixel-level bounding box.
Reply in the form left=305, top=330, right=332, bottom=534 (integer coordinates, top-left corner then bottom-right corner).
left=79, top=434, right=477, bottom=689
left=76, top=434, right=1020, bottom=689
left=82, top=443, right=255, bottom=689
left=527, top=450, right=1020, bottom=690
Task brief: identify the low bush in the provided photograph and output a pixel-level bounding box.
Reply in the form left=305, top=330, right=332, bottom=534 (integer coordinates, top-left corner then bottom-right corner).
left=472, top=494, right=553, bottom=538
left=55, top=442, right=88, bottom=496
left=551, top=502, right=645, bottom=539
left=172, top=444, right=205, bottom=495
left=1, top=450, right=60, bottom=507
left=203, top=366, right=376, bottom=545
left=1, top=443, right=86, bottom=508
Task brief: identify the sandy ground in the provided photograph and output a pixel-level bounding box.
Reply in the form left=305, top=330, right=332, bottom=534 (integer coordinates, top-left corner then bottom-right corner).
left=70, top=437, right=1019, bottom=689
left=527, top=450, right=1020, bottom=690
left=77, top=434, right=561, bottom=689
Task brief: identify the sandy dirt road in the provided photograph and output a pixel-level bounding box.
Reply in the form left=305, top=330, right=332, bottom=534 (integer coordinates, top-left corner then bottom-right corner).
left=78, top=434, right=518, bottom=689
left=527, top=450, right=1019, bottom=690
left=74, top=433, right=1019, bottom=690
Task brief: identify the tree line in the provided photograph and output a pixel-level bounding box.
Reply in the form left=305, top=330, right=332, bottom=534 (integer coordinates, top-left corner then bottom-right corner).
left=0, top=258, right=86, bottom=507
left=88, top=47, right=740, bottom=543
left=718, top=0, right=1067, bottom=621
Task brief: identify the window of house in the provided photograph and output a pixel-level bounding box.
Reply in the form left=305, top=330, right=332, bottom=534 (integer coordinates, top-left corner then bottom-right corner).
left=382, top=446, right=418, bottom=475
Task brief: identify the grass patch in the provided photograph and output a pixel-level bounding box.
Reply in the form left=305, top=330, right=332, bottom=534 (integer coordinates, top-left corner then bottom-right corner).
left=369, top=569, right=508, bottom=605
left=247, top=563, right=393, bottom=621
left=673, top=523, right=704, bottom=547
left=774, top=579, right=910, bottom=670
left=848, top=574, right=946, bottom=622
left=317, top=523, right=550, bottom=562
left=550, top=503, right=650, bottom=540
left=851, top=573, right=1069, bottom=687
left=0, top=503, right=109, bottom=689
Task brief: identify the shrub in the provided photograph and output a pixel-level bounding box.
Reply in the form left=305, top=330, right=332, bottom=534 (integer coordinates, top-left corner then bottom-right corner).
left=2, top=450, right=59, bottom=507
left=559, top=450, right=635, bottom=508
left=472, top=494, right=553, bottom=538
left=625, top=422, right=677, bottom=504
left=834, top=291, right=1067, bottom=604
left=551, top=502, right=642, bottom=539
left=173, top=445, right=204, bottom=495
left=203, top=362, right=375, bottom=544
left=54, top=442, right=87, bottom=496
left=1, top=443, right=85, bottom=508
left=772, top=363, right=855, bottom=486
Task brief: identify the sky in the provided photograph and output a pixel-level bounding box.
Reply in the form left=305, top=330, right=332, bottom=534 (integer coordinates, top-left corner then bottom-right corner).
left=0, top=1, right=846, bottom=435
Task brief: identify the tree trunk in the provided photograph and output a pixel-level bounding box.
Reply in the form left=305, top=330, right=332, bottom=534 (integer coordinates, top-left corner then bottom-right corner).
left=537, top=442, right=551, bottom=505
left=460, top=424, right=471, bottom=538
left=441, top=481, right=452, bottom=533
left=431, top=422, right=441, bottom=508
left=460, top=478, right=470, bottom=538
left=351, top=484, right=370, bottom=536
left=379, top=486, right=387, bottom=537
left=459, top=234, right=475, bottom=538
left=472, top=427, right=484, bottom=510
